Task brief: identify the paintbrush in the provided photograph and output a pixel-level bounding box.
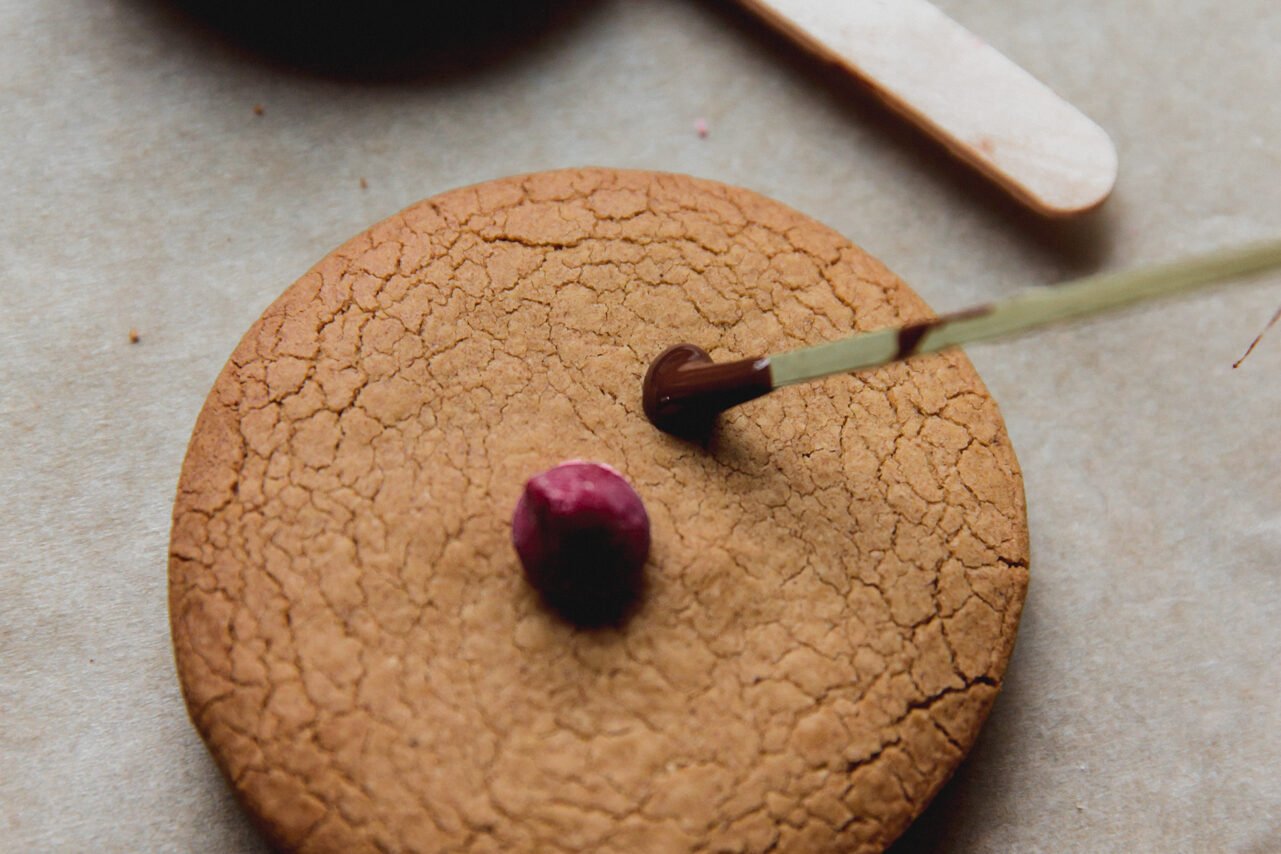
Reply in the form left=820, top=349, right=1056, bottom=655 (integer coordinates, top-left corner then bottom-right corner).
left=643, top=240, right=1281, bottom=436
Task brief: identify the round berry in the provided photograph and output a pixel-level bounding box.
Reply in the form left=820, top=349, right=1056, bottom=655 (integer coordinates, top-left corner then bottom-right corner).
left=512, top=461, right=650, bottom=626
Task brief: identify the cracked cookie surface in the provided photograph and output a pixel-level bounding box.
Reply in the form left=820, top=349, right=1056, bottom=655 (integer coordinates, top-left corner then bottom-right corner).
left=170, top=168, right=1029, bottom=853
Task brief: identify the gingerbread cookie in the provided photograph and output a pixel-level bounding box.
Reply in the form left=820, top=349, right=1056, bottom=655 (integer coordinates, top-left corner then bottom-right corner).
left=170, top=168, right=1029, bottom=852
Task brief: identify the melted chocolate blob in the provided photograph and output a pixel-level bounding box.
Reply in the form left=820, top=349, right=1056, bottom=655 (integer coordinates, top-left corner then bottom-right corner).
left=642, top=344, right=773, bottom=437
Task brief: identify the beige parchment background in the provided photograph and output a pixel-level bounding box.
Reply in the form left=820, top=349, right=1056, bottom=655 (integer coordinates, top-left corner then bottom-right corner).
left=1, top=1, right=1279, bottom=850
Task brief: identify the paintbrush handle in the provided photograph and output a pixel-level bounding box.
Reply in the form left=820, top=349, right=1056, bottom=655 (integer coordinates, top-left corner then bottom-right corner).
left=769, top=240, right=1281, bottom=388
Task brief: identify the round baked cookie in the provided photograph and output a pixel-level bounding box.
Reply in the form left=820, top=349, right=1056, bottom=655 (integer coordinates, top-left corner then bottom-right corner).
left=170, top=168, right=1029, bottom=853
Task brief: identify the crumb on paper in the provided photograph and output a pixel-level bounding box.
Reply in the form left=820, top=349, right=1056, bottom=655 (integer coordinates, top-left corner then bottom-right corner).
left=128, top=328, right=140, bottom=344
left=694, top=117, right=709, bottom=139
left=253, top=104, right=265, bottom=117
left=1232, top=305, right=1281, bottom=368
left=360, top=177, right=369, bottom=190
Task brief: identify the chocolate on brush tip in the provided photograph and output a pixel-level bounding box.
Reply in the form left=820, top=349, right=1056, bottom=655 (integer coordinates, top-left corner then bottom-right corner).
left=642, top=344, right=773, bottom=437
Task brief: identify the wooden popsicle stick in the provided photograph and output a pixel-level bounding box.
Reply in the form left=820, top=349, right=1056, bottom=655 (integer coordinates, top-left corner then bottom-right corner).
left=738, top=0, right=1119, bottom=217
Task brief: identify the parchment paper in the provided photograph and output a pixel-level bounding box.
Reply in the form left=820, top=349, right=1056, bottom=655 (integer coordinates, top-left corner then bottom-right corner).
left=2, top=1, right=1278, bottom=850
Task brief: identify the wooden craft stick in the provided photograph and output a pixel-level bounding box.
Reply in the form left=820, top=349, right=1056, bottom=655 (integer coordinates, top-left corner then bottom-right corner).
left=738, top=0, right=1119, bottom=217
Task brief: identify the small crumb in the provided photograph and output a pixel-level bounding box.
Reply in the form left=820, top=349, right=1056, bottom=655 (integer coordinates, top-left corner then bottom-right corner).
left=360, top=177, right=369, bottom=190
left=694, top=117, right=709, bottom=139
left=253, top=104, right=265, bottom=117
left=128, top=328, right=141, bottom=344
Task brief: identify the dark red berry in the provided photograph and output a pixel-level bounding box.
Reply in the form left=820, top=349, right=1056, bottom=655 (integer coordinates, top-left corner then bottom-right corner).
left=512, top=461, right=650, bottom=626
